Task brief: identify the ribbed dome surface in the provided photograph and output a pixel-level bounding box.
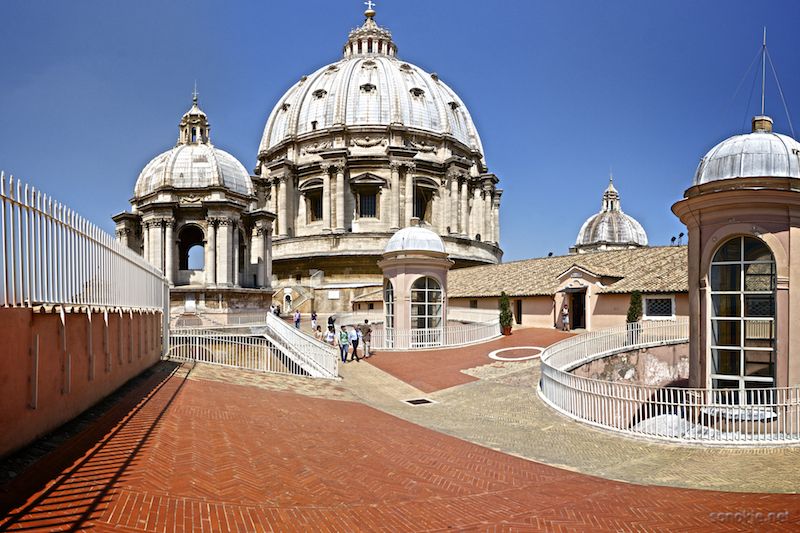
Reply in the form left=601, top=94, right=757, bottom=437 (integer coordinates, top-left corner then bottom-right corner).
left=694, top=118, right=800, bottom=185
left=384, top=226, right=446, bottom=254
left=576, top=211, right=648, bottom=247
left=259, top=13, right=483, bottom=155
left=134, top=143, right=254, bottom=198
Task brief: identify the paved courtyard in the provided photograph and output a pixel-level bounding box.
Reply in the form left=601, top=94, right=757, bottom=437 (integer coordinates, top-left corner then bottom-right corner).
left=1, top=328, right=799, bottom=531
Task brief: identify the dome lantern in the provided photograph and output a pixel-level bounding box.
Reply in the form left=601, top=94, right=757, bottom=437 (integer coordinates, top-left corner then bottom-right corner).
left=178, top=88, right=210, bottom=145
left=343, top=2, right=397, bottom=58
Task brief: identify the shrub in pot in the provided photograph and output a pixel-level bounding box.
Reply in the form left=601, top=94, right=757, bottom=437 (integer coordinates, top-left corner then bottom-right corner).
left=499, top=291, right=513, bottom=335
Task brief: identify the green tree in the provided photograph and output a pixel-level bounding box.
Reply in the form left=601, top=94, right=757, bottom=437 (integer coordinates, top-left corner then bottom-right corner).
left=499, top=291, right=513, bottom=330
left=626, top=291, right=643, bottom=323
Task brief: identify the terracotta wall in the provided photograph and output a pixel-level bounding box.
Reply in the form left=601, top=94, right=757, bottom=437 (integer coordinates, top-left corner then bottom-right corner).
left=0, top=308, right=163, bottom=459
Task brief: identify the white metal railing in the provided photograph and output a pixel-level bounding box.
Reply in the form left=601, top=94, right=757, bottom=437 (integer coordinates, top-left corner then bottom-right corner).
left=0, top=172, right=166, bottom=310
left=265, top=313, right=338, bottom=378
left=539, top=320, right=800, bottom=445
left=371, top=319, right=501, bottom=350
left=167, top=328, right=309, bottom=376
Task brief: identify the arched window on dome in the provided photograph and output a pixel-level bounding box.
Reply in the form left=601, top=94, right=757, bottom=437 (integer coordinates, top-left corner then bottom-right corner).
left=709, top=236, right=776, bottom=403
left=191, top=128, right=197, bottom=143
left=178, top=225, right=205, bottom=272
left=411, top=276, right=443, bottom=330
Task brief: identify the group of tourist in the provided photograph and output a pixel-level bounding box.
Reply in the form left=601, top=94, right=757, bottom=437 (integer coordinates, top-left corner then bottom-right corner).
left=315, top=319, right=372, bottom=363
left=271, top=307, right=374, bottom=363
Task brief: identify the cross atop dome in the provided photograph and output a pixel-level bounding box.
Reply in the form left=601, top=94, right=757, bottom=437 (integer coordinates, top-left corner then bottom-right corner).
left=364, top=0, right=376, bottom=18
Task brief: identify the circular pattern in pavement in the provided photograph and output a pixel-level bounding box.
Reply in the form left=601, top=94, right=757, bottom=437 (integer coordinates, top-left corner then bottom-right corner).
left=488, top=346, right=544, bottom=361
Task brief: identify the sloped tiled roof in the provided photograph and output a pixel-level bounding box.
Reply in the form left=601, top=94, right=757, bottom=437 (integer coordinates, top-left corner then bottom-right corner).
left=448, top=246, right=687, bottom=298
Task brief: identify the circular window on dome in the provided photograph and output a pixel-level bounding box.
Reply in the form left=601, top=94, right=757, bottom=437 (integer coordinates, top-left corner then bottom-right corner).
left=325, top=65, right=339, bottom=73
left=410, top=88, right=425, bottom=98
left=400, top=63, right=413, bottom=72
left=448, top=101, right=460, bottom=110
left=312, top=89, right=327, bottom=99
left=280, top=102, right=290, bottom=112
left=361, top=60, right=377, bottom=69
left=360, top=83, right=376, bottom=93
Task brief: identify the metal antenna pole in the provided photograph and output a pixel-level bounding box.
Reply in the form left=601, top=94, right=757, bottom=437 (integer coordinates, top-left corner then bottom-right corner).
left=761, top=27, right=767, bottom=116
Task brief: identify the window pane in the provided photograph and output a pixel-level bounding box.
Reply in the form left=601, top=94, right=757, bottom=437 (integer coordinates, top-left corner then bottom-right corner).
left=744, top=320, right=773, bottom=346
left=744, top=350, right=773, bottom=378
left=711, top=319, right=740, bottom=347
left=359, top=193, right=377, bottom=218
left=744, top=295, right=773, bottom=317
left=711, top=348, right=740, bottom=375
left=713, top=238, right=741, bottom=262
left=645, top=298, right=672, bottom=317
left=743, top=237, right=772, bottom=262
left=744, top=262, right=774, bottom=291
left=711, top=265, right=740, bottom=291
left=712, top=294, right=740, bottom=317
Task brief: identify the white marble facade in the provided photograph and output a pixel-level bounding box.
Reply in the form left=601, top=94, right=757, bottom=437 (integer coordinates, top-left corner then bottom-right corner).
left=255, top=8, right=503, bottom=302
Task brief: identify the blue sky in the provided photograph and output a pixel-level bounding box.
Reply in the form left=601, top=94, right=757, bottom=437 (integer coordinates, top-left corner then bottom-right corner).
left=1, top=0, right=799, bottom=261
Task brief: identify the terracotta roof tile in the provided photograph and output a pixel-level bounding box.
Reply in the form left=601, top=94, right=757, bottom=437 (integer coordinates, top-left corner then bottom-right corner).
left=448, top=246, right=688, bottom=298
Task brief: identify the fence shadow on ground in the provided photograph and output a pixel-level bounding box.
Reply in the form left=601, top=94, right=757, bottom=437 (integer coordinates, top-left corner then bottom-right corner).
left=0, top=361, right=189, bottom=531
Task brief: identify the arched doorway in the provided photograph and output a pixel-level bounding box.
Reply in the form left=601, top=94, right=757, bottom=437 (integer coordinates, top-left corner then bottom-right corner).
left=709, top=236, right=775, bottom=402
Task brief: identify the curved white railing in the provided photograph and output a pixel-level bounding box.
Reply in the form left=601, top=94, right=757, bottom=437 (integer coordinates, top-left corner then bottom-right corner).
left=539, top=320, right=800, bottom=445
left=370, top=319, right=501, bottom=350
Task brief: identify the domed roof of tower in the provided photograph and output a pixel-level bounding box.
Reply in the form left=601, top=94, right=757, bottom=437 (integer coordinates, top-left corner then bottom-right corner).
left=575, top=177, right=648, bottom=249
left=134, top=96, right=253, bottom=198
left=384, top=225, right=446, bottom=254
left=259, top=7, right=484, bottom=156
left=694, top=116, right=800, bottom=185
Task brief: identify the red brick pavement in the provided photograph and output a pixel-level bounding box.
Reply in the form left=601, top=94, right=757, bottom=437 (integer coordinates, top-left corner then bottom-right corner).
left=2, top=363, right=799, bottom=532
left=367, top=327, right=573, bottom=392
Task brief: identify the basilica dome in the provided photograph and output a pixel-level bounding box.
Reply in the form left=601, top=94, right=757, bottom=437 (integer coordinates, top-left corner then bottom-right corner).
left=574, top=179, right=647, bottom=253
left=259, top=11, right=484, bottom=156
left=135, top=99, right=254, bottom=198
left=384, top=225, right=447, bottom=254
left=694, top=116, right=800, bottom=185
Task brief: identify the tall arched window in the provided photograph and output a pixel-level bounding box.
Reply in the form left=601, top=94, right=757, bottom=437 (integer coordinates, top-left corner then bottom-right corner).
left=709, top=236, right=775, bottom=401
left=410, top=276, right=443, bottom=330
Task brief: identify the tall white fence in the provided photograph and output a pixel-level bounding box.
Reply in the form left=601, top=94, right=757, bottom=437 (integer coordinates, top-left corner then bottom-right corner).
left=539, top=320, right=800, bottom=445
left=371, top=319, right=501, bottom=350
left=0, top=172, right=166, bottom=310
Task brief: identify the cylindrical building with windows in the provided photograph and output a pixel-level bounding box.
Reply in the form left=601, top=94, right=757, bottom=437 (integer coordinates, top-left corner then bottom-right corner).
left=672, top=115, right=800, bottom=392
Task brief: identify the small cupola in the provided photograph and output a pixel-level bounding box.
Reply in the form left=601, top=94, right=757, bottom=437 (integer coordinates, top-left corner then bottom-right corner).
left=602, top=175, right=620, bottom=212
left=178, top=88, right=211, bottom=145
left=752, top=115, right=773, bottom=133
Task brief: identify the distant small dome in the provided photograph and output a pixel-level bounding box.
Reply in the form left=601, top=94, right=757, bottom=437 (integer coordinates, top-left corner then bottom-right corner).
left=134, top=98, right=254, bottom=198
left=575, top=178, right=647, bottom=250
left=694, top=116, right=800, bottom=185
left=384, top=226, right=446, bottom=254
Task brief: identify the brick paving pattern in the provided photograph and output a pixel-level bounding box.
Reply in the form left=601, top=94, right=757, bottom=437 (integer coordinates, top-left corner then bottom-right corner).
left=2, top=362, right=799, bottom=532
left=367, top=327, right=572, bottom=392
